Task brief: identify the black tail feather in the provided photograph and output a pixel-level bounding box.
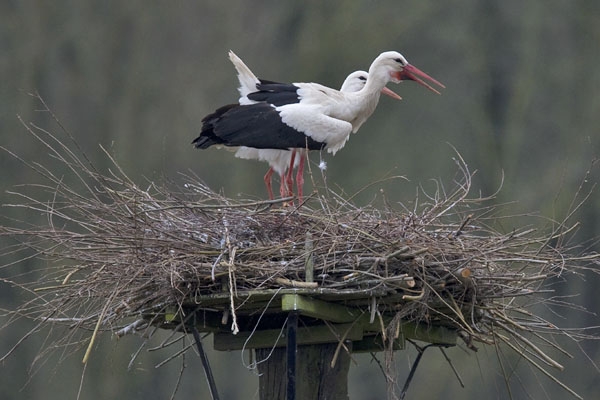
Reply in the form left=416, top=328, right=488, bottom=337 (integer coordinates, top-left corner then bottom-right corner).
left=192, top=104, right=238, bottom=149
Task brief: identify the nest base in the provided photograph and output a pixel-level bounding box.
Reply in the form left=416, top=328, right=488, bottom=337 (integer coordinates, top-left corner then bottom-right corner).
left=156, top=292, right=457, bottom=352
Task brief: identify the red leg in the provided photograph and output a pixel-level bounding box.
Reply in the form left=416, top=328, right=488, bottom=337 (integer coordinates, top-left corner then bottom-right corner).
left=285, top=150, right=297, bottom=198
left=279, top=173, right=287, bottom=198
left=263, top=167, right=275, bottom=200
left=295, top=152, right=305, bottom=202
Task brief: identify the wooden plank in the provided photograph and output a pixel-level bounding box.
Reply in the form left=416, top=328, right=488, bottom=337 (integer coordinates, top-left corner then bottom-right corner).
left=182, top=287, right=390, bottom=308
left=213, top=322, right=363, bottom=351
left=399, top=321, right=456, bottom=345
left=281, top=294, right=360, bottom=323
left=352, top=334, right=405, bottom=352
left=355, top=313, right=456, bottom=345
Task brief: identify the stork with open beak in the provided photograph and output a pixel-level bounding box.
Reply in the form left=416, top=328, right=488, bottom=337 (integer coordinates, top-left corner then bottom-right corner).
left=193, top=51, right=444, bottom=200
left=229, top=51, right=401, bottom=199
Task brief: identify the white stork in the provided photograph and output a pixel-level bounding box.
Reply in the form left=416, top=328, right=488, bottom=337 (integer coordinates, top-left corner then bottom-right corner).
left=193, top=50, right=444, bottom=200
left=228, top=51, right=401, bottom=199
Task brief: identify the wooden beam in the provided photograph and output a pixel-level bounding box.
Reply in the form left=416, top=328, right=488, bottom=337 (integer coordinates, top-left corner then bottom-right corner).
left=281, top=294, right=360, bottom=323
left=213, top=322, right=363, bottom=351
left=281, top=294, right=457, bottom=346
left=352, top=334, right=405, bottom=352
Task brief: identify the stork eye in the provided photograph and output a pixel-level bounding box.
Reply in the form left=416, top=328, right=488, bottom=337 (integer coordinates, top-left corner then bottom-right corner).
left=359, top=76, right=367, bottom=81
left=394, top=58, right=406, bottom=66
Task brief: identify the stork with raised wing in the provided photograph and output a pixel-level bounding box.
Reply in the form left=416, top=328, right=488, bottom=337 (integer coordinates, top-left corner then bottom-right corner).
left=193, top=50, right=444, bottom=200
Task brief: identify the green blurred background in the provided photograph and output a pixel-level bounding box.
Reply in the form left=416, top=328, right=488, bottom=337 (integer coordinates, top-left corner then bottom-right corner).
left=1, top=1, right=599, bottom=398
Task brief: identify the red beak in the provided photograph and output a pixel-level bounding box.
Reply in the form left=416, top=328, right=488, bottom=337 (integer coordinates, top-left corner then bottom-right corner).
left=399, top=64, right=445, bottom=95
left=381, top=86, right=402, bottom=100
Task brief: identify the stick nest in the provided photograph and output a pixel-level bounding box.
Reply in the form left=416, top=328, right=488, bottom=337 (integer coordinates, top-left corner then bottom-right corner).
left=2, top=109, right=599, bottom=397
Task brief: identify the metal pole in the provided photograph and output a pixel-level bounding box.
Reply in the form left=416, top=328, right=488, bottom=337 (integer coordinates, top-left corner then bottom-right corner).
left=286, top=312, right=299, bottom=400
left=192, top=326, right=220, bottom=400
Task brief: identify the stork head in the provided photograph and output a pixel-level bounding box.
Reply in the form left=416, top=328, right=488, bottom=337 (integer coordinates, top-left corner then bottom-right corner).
left=341, top=70, right=402, bottom=100
left=371, top=51, right=445, bottom=95
left=340, top=71, right=370, bottom=93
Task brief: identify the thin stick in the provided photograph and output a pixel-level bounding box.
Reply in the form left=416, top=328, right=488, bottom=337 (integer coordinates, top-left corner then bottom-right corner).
left=82, top=299, right=111, bottom=364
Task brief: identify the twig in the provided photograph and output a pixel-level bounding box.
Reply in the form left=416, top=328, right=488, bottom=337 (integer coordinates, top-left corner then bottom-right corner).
left=274, top=277, right=319, bottom=288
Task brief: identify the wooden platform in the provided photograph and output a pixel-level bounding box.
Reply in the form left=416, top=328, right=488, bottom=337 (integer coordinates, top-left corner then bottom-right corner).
left=159, top=290, right=457, bottom=352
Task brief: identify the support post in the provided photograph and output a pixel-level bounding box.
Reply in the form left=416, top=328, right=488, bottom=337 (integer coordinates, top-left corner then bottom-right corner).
left=256, top=342, right=351, bottom=400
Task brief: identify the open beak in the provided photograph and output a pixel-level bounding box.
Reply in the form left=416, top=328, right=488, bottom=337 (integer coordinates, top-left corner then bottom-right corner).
left=399, top=64, right=445, bottom=95
left=381, top=86, right=402, bottom=100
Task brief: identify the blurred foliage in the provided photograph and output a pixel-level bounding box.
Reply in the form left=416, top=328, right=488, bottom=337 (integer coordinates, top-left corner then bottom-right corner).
left=1, top=0, right=599, bottom=399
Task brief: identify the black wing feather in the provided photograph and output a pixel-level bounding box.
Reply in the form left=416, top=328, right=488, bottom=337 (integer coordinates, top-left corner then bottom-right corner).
left=247, top=82, right=301, bottom=106
left=193, top=103, right=324, bottom=151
